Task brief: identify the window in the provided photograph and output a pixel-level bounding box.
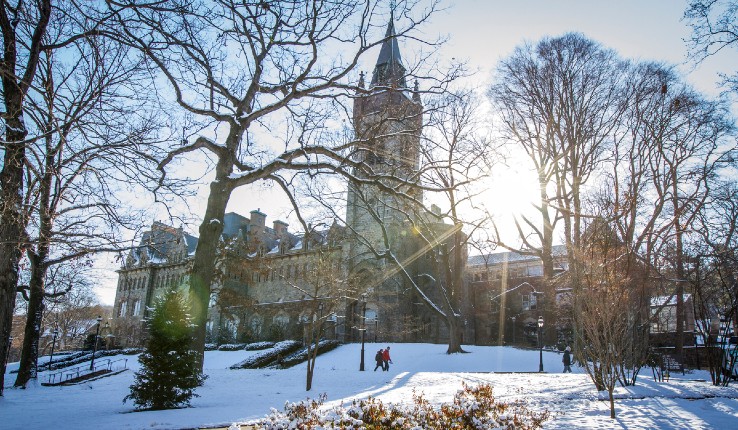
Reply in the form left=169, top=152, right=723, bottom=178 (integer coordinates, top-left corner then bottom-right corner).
left=522, top=293, right=537, bottom=311
left=273, top=313, right=290, bottom=328
left=528, top=265, right=543, bottom=277
left=119, top=301, right=128, bottom=317
left=133, top=300, right=141, bottom=316
left=250, top=316, right=263, bottom=335
left=651, top=306, right=677, bottom=333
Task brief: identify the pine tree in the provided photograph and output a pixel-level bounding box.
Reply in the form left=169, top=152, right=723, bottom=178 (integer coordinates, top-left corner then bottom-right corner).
left=125, top=288, right=206, bottom=410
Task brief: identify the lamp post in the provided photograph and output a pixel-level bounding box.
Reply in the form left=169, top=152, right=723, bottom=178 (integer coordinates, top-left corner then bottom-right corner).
left=538, top=315, right=544, bottom=372
left=511, top=316, right=516, bottom=345
left=359, top=294, right=367, bottom=371
left=89, top=316, right=102, bottom=371
left=103, top=321, right=110, bottom=350
left=49, top=328, right=59, bottom=371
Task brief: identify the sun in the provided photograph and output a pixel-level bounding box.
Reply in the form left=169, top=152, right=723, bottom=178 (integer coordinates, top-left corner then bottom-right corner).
left=478, top=161, right=542, bottom=242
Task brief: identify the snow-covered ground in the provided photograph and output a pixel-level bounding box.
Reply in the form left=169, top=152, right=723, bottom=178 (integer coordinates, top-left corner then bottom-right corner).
left=2, top=343, right=738, bottom=429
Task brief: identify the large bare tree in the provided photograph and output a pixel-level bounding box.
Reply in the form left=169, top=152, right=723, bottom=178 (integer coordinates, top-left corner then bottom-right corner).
left=107, top=0, right=448, bottom=368
left=0, top=0, right=53, bottom=394
left=11, top=24, right=158, bottom=387
left=488, top=33, right=627, bottom=280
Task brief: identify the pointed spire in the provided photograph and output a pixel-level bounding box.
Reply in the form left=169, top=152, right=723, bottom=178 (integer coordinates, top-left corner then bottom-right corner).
left=370, top=11, right=407, bottom=89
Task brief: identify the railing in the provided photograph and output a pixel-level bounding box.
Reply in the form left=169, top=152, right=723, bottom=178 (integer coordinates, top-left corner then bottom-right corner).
left=45, top=357, right=128, bottom=385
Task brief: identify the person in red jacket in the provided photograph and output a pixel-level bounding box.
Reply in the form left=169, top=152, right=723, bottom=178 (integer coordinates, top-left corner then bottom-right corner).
left=382, top=346, right=392, bottom=371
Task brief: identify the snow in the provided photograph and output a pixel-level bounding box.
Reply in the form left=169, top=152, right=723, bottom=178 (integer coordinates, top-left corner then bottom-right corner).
left=651, top=294, right=692, bottom=307
left=3, top=344, right=738, bottom=429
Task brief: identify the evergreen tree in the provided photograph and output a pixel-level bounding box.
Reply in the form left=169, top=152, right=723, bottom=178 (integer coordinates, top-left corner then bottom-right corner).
left=125, top=289, right=206, bottom=410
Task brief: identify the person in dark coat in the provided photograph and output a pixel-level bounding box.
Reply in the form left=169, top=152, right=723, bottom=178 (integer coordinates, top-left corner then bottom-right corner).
left=374, top=349, right=384, bottom=371
left=382, top=346, right=392, bottom=371
left=562, top=346, right=572, bottom=373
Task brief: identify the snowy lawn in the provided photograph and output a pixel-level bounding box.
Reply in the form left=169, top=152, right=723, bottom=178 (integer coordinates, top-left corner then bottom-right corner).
left=2, top=343, right=738, bottom=429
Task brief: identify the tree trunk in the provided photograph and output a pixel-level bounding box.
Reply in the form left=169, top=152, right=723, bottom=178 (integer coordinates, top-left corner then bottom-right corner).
left=446, top=315, right=466, bottom=354
left=673, top=181, right=685, bottom=357
left=306, top=344, right=315, bottom=391
left=609, top=388, right=616, bottom=418
left=14, top=252, right=47, bottom=387
left=0, top=124, right=28, bottom=394
left=538, top=170, right=555, bottom=279
left=16, top=113, right=56, bottom=388
left=190, top=178, right=231, bottom=370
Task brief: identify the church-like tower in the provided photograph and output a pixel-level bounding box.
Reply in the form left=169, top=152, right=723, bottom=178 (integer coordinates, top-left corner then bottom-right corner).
left=344, top=15, right=425, bottom=342
left=347, top=15, right=423, bottom=255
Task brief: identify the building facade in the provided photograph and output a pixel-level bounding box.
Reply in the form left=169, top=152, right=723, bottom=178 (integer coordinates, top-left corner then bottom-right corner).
left=112, top=17, right=467, bottom=347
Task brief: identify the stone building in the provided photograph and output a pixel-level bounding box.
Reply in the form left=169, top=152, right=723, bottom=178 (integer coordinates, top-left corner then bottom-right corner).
left=112, top=16, right=470, bottom=348
left=466, top=245, right=569, bottom=347
left=113, top=211, right=302, bottom=346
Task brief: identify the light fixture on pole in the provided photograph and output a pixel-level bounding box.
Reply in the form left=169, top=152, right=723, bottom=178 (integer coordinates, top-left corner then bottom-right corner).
left=49, top=328, right=59, bottom=371
left=511, top=316, right=516, bottom=345
left=538, top=315, right=544, bottom=372
left=359, top=294, right=367, bottom=371
left=90, top=316, right=102, bottom=371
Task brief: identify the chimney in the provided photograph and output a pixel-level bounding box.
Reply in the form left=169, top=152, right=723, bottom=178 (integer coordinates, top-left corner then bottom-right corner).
left=273, top=220, right=288, bottom=237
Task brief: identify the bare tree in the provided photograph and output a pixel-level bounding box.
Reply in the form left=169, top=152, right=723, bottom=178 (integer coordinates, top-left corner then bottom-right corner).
left=690, top=182, right=738, bottom=385
left=309, top=88, right=489, bottom=354
left=685, top=0, right=738, bottom=93
left=107, top=0, right=451, bottom=369
left=0, top=0, right=121, bottom=393
left=9, top=15, right=159, bottom=386
left=0, top=0, right=53, bottom=394
left=403, top=89, right=493, bottom=353
left=294, top=250, right=355, bottom=391
left=637, top=68, right=732, bottom=356
left=573, top=219, right=651, bottom=419
left=43, top=270, right=102, bottom=352
left=488, top=33, right=627, bottom=281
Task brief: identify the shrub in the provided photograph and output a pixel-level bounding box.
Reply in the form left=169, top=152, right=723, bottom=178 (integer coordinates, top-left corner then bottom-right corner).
left=218, top=343, right=247, bottom=351
left=245, top=341, right=276, bottom=351
left=248, top=383, right=549, bottom=429
left=230, top=340, right=301, bottom=369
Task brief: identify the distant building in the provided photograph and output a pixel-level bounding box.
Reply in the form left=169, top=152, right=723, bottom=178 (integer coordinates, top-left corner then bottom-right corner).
left=650, top=294, right=696, bottom=347
left=466, top=246, right=569, bottom=347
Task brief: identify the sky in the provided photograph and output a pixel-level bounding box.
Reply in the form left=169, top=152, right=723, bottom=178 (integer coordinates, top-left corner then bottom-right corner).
left=90, top=0, right=738, bottom=305
left=3, top=343, right=738, bottom=429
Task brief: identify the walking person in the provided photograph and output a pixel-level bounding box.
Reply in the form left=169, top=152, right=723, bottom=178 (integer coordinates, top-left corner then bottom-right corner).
left=382, top=346, right=392, bottom=371
left=562, top=346, right=572, bottom=373
left=374, top=349, right=384, bottom=371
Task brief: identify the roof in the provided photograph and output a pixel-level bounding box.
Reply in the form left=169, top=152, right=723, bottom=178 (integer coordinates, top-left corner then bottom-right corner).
left=222, top=212, right=249, bottom=239
left=135, top=222, right=196, bottom=262
left=467, top=245, right=567, bottom=267
left=651, top=294, right=692, bottom=307
left=370, top=14, right=407, bottom=88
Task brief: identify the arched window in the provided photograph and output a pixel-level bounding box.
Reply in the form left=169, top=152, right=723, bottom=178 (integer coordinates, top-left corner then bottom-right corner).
left=119, top=301, right=128, bottom=317
left=273, top=313, right=290, bottom=331
left=250, top=315, right=263, bottom=335
left=133, top=300, right=141, bottom=316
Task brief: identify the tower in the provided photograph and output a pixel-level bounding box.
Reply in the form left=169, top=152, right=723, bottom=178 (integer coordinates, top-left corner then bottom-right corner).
left=347, top=14, right=423, bottom=254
